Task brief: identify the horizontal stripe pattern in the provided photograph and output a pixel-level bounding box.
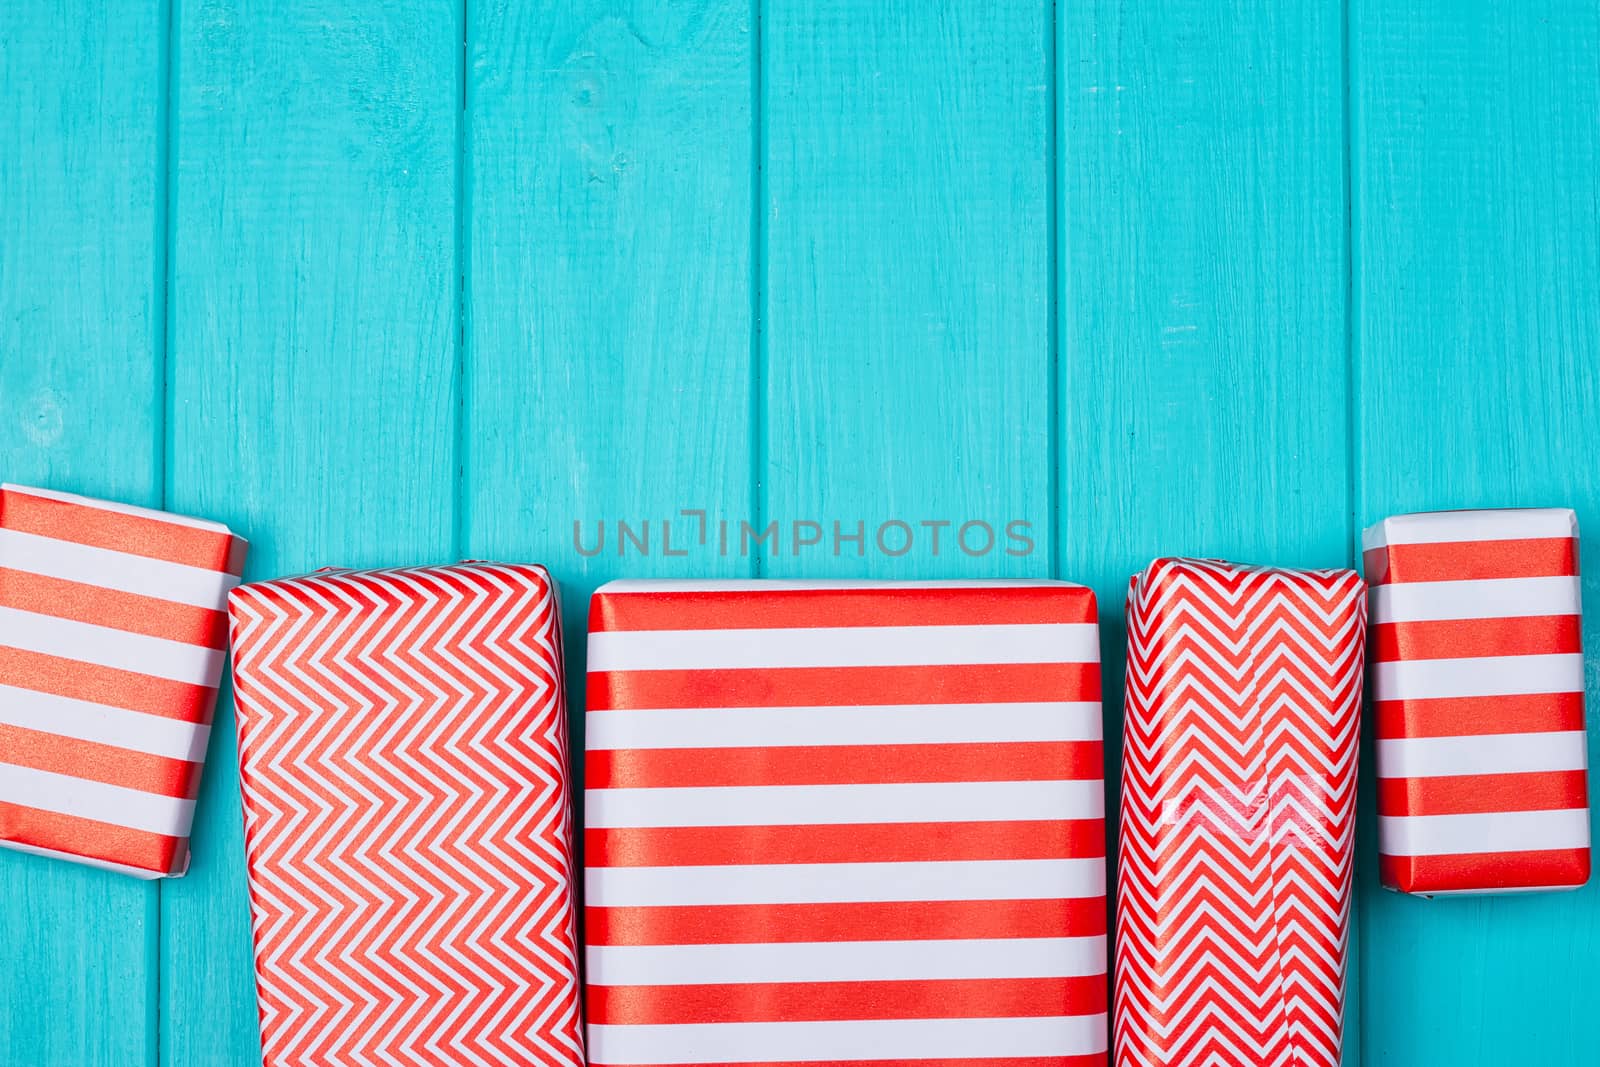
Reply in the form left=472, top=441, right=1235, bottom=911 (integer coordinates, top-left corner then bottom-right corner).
left=1365, top=509, right=1589, bottom=894
left=0, top=484, right=241, bottom=876
left=586, top=580, right=1106, bottom=1066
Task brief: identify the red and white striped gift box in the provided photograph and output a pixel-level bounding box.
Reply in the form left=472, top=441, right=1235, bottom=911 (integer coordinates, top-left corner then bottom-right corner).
left=586, top=579, right=1108, bottom=1067
left=228, top=563, right=583, bottom=1067
left=0, top=483, right=245, bottom=877
left=1115, top=558, right=1364, bottom=1067
left=1364, top=508, right=1590, bottom=895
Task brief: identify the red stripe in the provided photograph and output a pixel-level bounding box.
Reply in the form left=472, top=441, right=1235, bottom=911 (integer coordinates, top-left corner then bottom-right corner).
left=0, top=646, right=218, bottom=722
left=0, top=567, right=228, bottom=648
left=1364, top=537, right=1576, bottom=586
left=592, top=587, right=1097, bottom=632
left=1377, top=771, right=1588, bottom=817
left=588, top=976, right=1107, bottom=1025
left=588, top=741, right=1104, bottom=789
left=1371, top=615, right=1581, bottom=662
left=1381, top=848, right=1589, bottom=894
left=1372, top=692, right=1585, bottom=739
left=595, top=1062, right=1107, bottom=1067
left=587, top=819, right=1106, bottom=867
left=0, top=800, right=183, bottom=874
left=587, top=898, right=1106, bottom=946
left=1, top=487, right=242, bottom=575
left=0, top=723, right=200, bottom=798
left=588, top=663, right=1100, bottom=711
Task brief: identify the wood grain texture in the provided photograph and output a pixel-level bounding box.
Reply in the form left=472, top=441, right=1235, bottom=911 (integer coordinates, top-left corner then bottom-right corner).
left=762, top=0, right=1053, bottom=580
left=0, top=1, right=165, bottom=1063
left=1058, top=0, right=1354, bottom=1056
left=163, top=1, right=461, bottom=1063
left=464, top=0, right=754, bottom=778
left=1351, top=1, right=1600, bottom=1062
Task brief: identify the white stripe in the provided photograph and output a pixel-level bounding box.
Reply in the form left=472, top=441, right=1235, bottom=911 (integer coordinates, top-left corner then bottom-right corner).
left=0, top=528, right=238, bottom=609
left=0, top=763, right=193, bottom=836
left=587, top=780, right=1104, bottom=828
left=585, top=857, right=1107, bottom=906
left=1380, top=808, right=1590, bottom=857
left=587, top=936, right=1108, bottom=985
left=0, top=839, right=169, bottom=879
left=588, top=1015, right=1108, bottom=1065
left=586, top=702, right=1103, bottom=750
left=0, top=685, right=211, bottom=761
left=597, top=578, right=1087, bottom=593
left=1369, top=576, right=1581, bottom=622
left=1363, top=508, right=1576, bottom=551
left=2, top=483, right=234, bottom=534
left=1377, top=731, right=1589, bottom=779
left=1372, top=653, right=1584, bottom=701
left=0, top=607, right=222, bottom=686
left=589, top=623, right=1099, bottom=671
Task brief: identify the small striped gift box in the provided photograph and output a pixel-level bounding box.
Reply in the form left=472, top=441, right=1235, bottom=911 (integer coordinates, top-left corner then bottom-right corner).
left=1365, top=508, right=1590, bottom=895
left=585, top=579, right=1108, bottom=1067
left=0, top=483, right=245, bottom=877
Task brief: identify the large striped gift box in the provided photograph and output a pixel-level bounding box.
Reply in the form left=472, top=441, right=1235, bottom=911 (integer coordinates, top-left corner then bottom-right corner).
left=585, top=579, right=1108, bottom=1067
left=0, top=483, right=245, bottom=877
left=1365, top=508, right=1590, bottom=895
left=1115, top=559, right=1365, bottom=1067
left=228, top=563, right=583, bottom=1067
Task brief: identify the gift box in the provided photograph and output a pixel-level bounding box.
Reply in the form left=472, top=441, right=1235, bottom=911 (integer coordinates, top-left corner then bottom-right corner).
left=228, top=563, right=582, bottom=1067
left=585, top=579, right=1108, bottom=1067
left=1365, top=508, right=1589, bottom=894
left=0, top=483, right=245, bottom=876
left=1115, top=558, right=1364, bottom=1067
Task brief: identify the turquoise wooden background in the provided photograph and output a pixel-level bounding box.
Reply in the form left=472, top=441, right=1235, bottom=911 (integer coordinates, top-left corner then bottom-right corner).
left=2, top=0, right=1597, bottom=1063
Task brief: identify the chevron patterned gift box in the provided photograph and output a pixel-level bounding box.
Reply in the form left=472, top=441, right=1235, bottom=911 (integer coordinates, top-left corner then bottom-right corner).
left=0, top=483, right=245, bottom=877
left=1115, top=558, right=1364, bottom=1067
left=228, top=563, right=582, bottom=1067
left=1365, top=508, right=1590, bottom=895
left=585, top=578, right=1109, bottom=1067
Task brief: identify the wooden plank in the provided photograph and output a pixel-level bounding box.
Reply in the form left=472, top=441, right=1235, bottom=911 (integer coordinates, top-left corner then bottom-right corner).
left=163, top=3, right=462, bottom=1063
left=763, top=0, right=1053, bottom=582
left=1351, top=2, right=1600, bottom=1062
left=0, top=1, right=165, bottom=1062
left=464, top=0, right=755, bottom=765
left=1057, top=0, right=1353, bottom=1057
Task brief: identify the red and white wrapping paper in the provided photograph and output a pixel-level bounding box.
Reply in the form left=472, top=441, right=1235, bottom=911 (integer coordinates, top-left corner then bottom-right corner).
left=1115, top=558, right=1364, bottom=1067
left=1365, top=508, right=1589, bottom=895
left=228, top=563, right=582, bottom=1067
left=0, top=483, right=245, bottom=877
left=586, top=579, right=1108, bottom=1067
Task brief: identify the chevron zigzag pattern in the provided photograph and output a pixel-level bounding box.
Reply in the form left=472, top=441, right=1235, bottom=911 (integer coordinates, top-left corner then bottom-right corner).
left=228, top=563, right=582, bottom=1067
left=1114, top=557, right=1365, bottom=1067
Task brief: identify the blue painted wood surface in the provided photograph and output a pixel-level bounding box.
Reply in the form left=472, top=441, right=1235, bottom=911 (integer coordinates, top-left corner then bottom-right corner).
left=1, top=1, right=1596, bottom=1064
